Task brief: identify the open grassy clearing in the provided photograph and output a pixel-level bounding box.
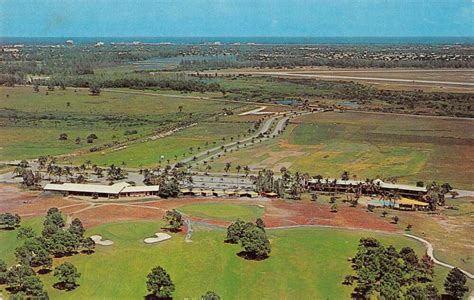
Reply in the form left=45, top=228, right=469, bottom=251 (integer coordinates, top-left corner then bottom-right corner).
left=210, top=111, right=474, bottom=189
left=1, top=218, right=459, bottom=299
left=0, top=86, right=250, bottom=161
left=71, top=121, right=254, bottom=168
left=178, top=203, right=263, bottom=222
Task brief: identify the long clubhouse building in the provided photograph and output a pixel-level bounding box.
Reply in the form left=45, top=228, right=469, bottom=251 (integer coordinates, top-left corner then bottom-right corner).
left=43, top=182, right=160, bottom=198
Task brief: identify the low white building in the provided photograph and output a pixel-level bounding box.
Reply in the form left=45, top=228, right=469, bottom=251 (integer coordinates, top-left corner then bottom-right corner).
left=44, top=182, right=159, bottom=199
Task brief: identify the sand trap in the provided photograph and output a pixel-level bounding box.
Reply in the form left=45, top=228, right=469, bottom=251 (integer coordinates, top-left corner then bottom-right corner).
left=90, top=235, right=114, bottom=246
left=144, top=232, right=172, bottom=244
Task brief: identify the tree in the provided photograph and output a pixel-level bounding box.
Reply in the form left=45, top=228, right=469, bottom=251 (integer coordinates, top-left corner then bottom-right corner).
left=404, top=285, right=427, bottom=300
left=0, top=258, right=7, bottom=284
left=0, top=212, right=21, bottom=229
left=163, top=210, right=183, bottom=232
left=68, top=218, right=85, bottom=240
left=419, top=254, right=434, bottom=279
left=48, top=230, right=80, bottom=256
left=224, top=162, right=231, bottom=174
left=15, top=238, right=52, bottom=270
left=59, top=133, right=68, bottom=140
left=82, top=237, right=96, bottom=254
left=23, top=275, right=47, bottom=297
left=240, top=225, right=271, bottom=259
left=54, top=262, right=81, bottom=290
left=311, top=193, right=318, bottom=201
left=5, top=264, right=34, bottom=292
left=201, top=291, right=221, bottom=300
left=424, top=284, right=439, bottom=300
left=44, top=207, right=65, bottom=228
left=33, top=84, right=40, bottom=93
left=146, top=266, right=175, bottom=298
left=444, top=268, right=468, bottom=299
left=89, top=83, right=101, bottom=95
left=226, top=219, right=249, bottom=244
left=392, top=215, right=399, bottom=224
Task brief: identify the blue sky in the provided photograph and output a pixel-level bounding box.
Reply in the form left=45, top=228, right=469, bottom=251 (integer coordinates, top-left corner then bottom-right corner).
left=1, top=0, right=472, bottom=37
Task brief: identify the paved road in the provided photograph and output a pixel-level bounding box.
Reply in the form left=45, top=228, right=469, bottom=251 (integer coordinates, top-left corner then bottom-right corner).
left=246, top=71, right=474, bottom=87
left=179, top=114, right=280, bottom=166
left=405, top=233, right=474, bottom=279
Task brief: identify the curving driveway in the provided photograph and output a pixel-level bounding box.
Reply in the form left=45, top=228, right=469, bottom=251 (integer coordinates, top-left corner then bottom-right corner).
left=405, top=233, right=473, bottom=279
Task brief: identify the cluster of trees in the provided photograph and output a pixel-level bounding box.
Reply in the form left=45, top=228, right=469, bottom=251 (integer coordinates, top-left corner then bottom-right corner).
left=254, top=168, right=310, bottom=200
left=0, top=212, right=21, bottom=230
left=226, top=218, right=270, bottom=260
left=348, top=237, right=468, bottom=299
left=179, top=55, right=474, bottom=71
left=39, top=76, right=222, bottom=94
left=106, top=164, right=127, bottom=181
left=143, top=165, right=191, bottom=198
left=0, top=208, right=90, bottom=297
left=283, top=78, right=474, bottom=118
left=146, top=265, right=220, bottom=299
left=163, top=210, right=183, bottom=232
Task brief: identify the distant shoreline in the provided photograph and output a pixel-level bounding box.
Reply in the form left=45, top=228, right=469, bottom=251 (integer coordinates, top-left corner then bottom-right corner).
left=1, top=36, right=473, bottom=46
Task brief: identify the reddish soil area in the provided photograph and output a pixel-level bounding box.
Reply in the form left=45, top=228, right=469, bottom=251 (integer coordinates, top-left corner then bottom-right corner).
left=70, top=204, right=166, bottom=228
left=0, top=184, right=78, bottom=216
left=265, top=200, right=399, bottom=232
left=0, top=184, right=398, bottom=232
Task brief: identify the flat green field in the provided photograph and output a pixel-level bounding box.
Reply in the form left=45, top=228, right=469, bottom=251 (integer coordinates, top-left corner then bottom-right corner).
left=0, top=86, right=250, bottom=162
left=1, top=218, right=453, bottom=299
left=178, top=203, right=263, bottom=221
left=71, top=121, right=253, bottom=167
left=210, top=111, right=474, bottom=189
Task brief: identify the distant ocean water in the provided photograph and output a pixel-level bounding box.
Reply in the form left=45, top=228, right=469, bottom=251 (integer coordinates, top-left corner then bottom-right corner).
left=1, top=36, right=473, bottom=46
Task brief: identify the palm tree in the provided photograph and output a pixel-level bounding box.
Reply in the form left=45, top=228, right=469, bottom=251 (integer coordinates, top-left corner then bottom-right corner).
left=236, top=165, right=242, bottom=188
left=243, top=166, right=250, bottom=177
left=224, top=162, right=231, bottom=174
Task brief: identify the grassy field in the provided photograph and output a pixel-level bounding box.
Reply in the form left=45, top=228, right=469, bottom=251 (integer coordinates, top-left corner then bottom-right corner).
left=1, top=218, right=456, bottom=299
left=178, top=203, right=263, bottom=221
left=71, top=121, right=253, bottom=167
left=210, top=111, right=474, bottom=189
left=0, top=86, right=251, bottom=162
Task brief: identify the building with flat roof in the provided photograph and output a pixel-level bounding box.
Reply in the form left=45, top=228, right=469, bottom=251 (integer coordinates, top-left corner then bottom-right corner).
left=44, top=182, right=159, bottom=199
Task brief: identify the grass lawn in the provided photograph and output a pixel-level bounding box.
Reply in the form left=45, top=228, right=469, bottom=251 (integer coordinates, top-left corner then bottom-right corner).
left=71, top=122, right=253, bottom=168
left=1, top=218, right=466, bottom=299
left=0, top=86, right=251, bottom=161
left=210, top=111, right=474, bottom=189
left=178, top=203, right=263, bottom=222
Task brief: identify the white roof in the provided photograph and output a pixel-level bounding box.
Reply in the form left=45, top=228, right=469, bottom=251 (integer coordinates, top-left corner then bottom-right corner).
left=44, top=182, right=160, bottom=194
left=308, top=178, right=427, bottom=192
left=44, top=182, right=130, bottom=194
left=373, top=179, right=427, bottom=192
left=122, top=185, right=160, bottom=193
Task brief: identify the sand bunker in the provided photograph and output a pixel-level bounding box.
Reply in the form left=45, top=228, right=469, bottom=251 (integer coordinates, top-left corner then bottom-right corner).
left=144, top=232, right=172, bottom=244
left=90, top=235, right=114, bottom=246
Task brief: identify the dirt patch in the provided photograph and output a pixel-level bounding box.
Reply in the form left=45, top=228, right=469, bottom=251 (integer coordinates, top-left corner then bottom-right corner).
left=71, top=204, right=166, bottom=228
left=0, top=184, right=78, bottom=216
left=264, top=200, right=399, bottom=232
